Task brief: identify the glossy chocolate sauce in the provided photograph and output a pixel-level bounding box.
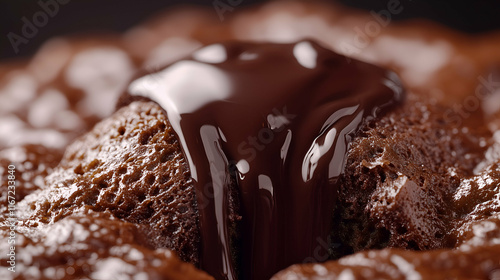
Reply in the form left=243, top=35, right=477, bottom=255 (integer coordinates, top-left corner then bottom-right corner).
left=121, top=40, right=404, bottom=280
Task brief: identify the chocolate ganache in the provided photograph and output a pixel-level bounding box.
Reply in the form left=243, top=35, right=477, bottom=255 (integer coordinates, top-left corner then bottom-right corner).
left=119, top=40, right=405, bottom=280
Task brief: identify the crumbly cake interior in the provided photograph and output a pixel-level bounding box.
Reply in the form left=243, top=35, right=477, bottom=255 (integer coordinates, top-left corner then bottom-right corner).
left=1, top=1, right=500, bottom=280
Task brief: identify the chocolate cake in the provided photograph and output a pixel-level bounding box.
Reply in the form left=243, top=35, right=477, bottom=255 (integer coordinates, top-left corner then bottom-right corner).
left=21, top=101, right=200, bottom=264
left=1, top=1, right=500, bottom=280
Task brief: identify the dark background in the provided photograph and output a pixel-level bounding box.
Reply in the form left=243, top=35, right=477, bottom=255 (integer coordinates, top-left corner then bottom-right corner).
left=1, top=0, right=500, bottom=61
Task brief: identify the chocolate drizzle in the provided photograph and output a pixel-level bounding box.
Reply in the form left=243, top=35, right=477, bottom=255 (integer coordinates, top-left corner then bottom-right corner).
left=121, top=40, right=404, bottom=280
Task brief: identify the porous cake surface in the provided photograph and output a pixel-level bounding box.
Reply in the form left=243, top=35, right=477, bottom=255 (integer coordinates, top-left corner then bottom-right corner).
left=1, top=1, right=500, bottom=280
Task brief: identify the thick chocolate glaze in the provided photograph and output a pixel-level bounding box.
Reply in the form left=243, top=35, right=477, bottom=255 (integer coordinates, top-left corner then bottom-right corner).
left=121, top=40, right=404, bottom=280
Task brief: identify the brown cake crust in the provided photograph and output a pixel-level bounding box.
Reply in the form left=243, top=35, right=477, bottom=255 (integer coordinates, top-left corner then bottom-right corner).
left=331, top=98, right=489, bottom=253
left=0, top=145, right=62, bottom=211
left=21, top=101, right=200, bottom=264
left=1, top=1, right=500, bottom=279
left=272, top=243, right=500, bottom=279
left=0, top=209, right=213, bottom=280
left=0, top=100, right=214, bottom=280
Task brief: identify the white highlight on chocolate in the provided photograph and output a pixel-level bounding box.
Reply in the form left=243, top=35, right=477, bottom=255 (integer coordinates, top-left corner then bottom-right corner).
left=267, top=113, right=291, bottom=130
left=293, top=41, right=317, bottom=69
left=280, top=129, right=293, bottom=161
left=239, top=52, right=258, bottom=61
left=199, top=124, right=235, bottom=280
left=258, top=174, right=274, bottom=196
left=383, top=71, right=405, bottom=100
left=236, top=159, right=250, bottom=175
left=193, top=43, right=227, bottom=64
left=302, top=128, right=337, bottom=182
left=302, top=105, right=359, bottom=182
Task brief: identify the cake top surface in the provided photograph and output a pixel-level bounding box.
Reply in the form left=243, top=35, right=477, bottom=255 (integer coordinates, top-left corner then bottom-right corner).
left=1, top=1, right=500, bottom=280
